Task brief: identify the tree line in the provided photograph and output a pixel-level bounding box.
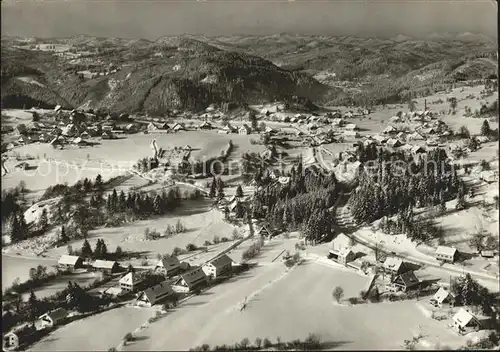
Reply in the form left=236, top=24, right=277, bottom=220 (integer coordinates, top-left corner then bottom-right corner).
left=251, top=160, right=341, bottom=244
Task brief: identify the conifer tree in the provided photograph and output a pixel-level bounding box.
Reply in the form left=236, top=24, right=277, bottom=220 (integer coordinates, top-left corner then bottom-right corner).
left=38, top=208, right=48, bottom=232
left=236, top=185, right=244, bottom=198
left=481, top=120, right=491, bottom=136
left=81, top=239, right=93, bottom=257
left=60, top=226, right=70, bottom=243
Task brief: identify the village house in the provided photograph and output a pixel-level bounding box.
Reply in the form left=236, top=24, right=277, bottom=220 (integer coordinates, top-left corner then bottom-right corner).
left=430, top=287, right=457, bottom=308
left=125, top=123, right=138, bottom=133
left=344, top=123, right=358, bottom=131
left=101, top=131, right=116, bottom=140
left=330, top=233, right=352, bottom=251
left=202, top=254, right=233, bottom=280
left=57, top=255, right=84, bottom=271
left=371, top=134, right=387, bottom=144
left=198, top=121, right=212, bottom=130
left=147, top=122, right=159, bottom=131
left=480, top=250, right=496, bottom=258
left=119, top=272, right=145, bottom=292
left=411, top=145, right=426, bottom=155
left=136, top=281, right=176, bottom=307
left=389, top=271, right=420, bottom=292
left=407, top=131, right=424, bottom=141
left=154, top=256, right=181, bottom=277
left=238, top=124, right=251, bottom=135
left=382, top=258, right=409, bottom=276
left=79, top=131, right=89, bottom=139
left=172, top=267, right=208, bottom=293
left=258, top=225, right=279, bottom=239
left=435, top=246, right=458, bottom=263
left=480, top=170, right=498, bottom=184
left=172, top=123, right=185, bottom=132
left=61, top=124, right=78, bottom=137
left=383, top=125, right=398, bottom=134
left=386, top=138, right=403, bottom=148
left=328, top=246, right=356, bottom=266
left=452, top=308, right=483, bottom=335
left=91, top=260, right=120, bottom=274
left=344, top=130, right=360, bottom=138
left=35, top=308, right=68, bottom=331
left=264, top=126, right=278, bottom=135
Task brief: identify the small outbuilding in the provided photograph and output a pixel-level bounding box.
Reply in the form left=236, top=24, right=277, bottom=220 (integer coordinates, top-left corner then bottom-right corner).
left=435, top=246, right=458, bottom=263
left=57, top=255, right=84, bottom=271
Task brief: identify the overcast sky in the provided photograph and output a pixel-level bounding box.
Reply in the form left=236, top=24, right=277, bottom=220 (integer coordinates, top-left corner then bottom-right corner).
left=1, top=0, right=497, bottom=39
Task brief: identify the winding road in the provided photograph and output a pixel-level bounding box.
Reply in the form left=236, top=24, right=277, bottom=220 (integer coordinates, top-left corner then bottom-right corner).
left=332, top=191, right=498, bottom=287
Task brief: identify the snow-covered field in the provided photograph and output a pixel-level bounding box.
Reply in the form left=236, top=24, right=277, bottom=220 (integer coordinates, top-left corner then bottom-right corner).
left=121, top=260, right=469, bottom=351
left=29, top=306, right=154, bottom=352
left=42, top=199, right=240, bottom=262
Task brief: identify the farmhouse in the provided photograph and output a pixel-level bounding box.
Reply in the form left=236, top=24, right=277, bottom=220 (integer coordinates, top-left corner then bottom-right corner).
left=258, top=225, right=279, bottom=239
left=172, top=267, right=208, bottom=293
left=125, top=123, right=138, bottom=133
left=198, top=121, right=212, bottom=130
left=389, top=271, right=420, bottom=292
left=344, top=123, right=358, bottom=131
left=480, top=170, right=498, bottom=183
left=382, top=258, right=409, bottom=276
left=452, top=308, right=482, bottom=334
left=407, top=131, right=424, bottom=141
left=430, top=287, right=457, bottom=308
left=154, top=256, right=181, bottom=277
left=57, top=255, right=84, bottom=271
left=238, top=124, right=251, bottom=135
left=91, top=260, right=119, bottom=274
left=330, top=233, right=352, bottom=251
left=136, top=282, right=176, bottom=307
left=386, top=138, right=403, bottom=148
left=411, top=145, right=426, bottom=155
left=344, top=130, right=360, bottom=138
left=202, top=254, right=233, bottom=280
left=172, top=123, right=185, bottom=132
left=119, top=272, right=145, bottom=292
left=36, top=308, right=68, bottom=331
left=222, top=124, right=237, bottom=133
left=61, top=124, right=77, bottom=137
left=101, top=131, right=116, bottom=140
left=480, top=250, right=495, bottom=258
left=435, top=246, right=458, bottom=263
left=372, top=135, right=387, bottom=144
left=383, top=126, right=397, bottom=134
left=328, top=246, right=356, bottom=266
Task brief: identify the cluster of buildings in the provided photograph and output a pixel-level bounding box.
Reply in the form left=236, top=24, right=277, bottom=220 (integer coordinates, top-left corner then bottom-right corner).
left=326, top=236, right=494, bottom=336
left=58, top=253, right=234, bottom=305
left=3, top=252, right=236, bottom=350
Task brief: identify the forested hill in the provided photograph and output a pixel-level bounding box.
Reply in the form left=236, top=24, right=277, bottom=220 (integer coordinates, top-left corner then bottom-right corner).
left=1, top=34, right=497, bottom=113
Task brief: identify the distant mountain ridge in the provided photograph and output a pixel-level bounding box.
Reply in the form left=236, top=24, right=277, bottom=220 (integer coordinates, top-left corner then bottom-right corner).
left=1, top=33, right=497, bottom=113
